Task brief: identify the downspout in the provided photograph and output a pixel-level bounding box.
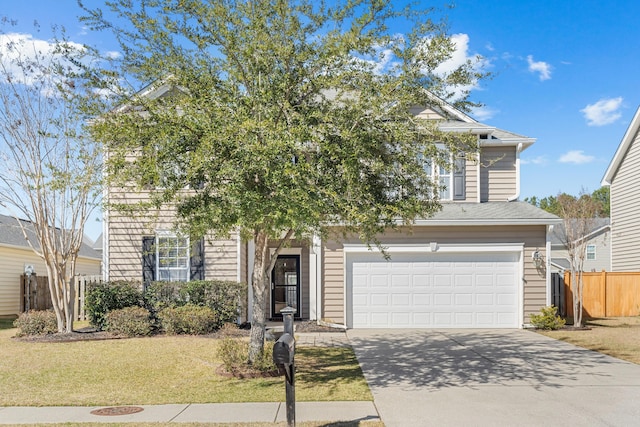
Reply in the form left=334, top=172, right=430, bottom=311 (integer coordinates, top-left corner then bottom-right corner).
left=507, top=143, right=523, bottom=202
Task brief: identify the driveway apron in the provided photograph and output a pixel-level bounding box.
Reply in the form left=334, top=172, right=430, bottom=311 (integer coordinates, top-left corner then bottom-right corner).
left=347, top=329, right=640, bottom=426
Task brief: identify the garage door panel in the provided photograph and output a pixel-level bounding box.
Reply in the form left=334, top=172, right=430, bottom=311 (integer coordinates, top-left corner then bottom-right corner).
left=391, top=294, right=410, bottom=306
left=412, top=275, right=431, bottom=287
left=370, top=294, right=389, bottom=306
left=392, top=275, right=410, bottom=287
left=348, top=251, right=520, bottom=328
left=413, top=293, right=432, bottom=305
left=476, top=294, right=494, bottom=305
left=434, top=275, right=453, bottom=287
left=371, top=275, right=388, bottom=287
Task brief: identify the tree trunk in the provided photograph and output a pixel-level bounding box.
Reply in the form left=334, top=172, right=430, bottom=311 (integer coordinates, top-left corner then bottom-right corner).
left=575, top=270, right=584, bottom=328
left=248, top=230, right=269, bottom=364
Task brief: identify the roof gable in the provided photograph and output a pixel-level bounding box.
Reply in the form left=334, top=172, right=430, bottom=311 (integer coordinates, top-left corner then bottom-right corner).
left=602, top=105, right=640, bottom=185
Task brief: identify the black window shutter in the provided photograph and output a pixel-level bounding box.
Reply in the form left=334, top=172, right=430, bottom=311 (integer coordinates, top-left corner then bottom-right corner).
left=452, top=155, right=466, bottom=200
left=142, top=236, right=156, bottom=285
left=190, top=237, right=205, bottom=281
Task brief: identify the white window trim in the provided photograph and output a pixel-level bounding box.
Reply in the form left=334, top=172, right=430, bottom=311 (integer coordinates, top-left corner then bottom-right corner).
left=423, top=151, right=463, bottom=201
left=586, top=244, right=596, bottom=260
left=155, top=231, right=190, bottom=282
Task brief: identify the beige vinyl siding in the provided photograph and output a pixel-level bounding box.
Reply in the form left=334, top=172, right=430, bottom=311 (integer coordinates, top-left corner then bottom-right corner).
left=464, top=156, right=478, bottom=202
left=321, top=225, right=547, bottom=326
left=410, top=106, right=445, bottom=120
left=480, top=146, right=517, bottom=202
left=610, top=130, right=640, bottom=271
left=107, top=189, right=239, bottom=282
left=204, top=237, right=240, bottom=281
left=0, top=245, right=100, bottom=316
left=322, top=240, right=345, bottom=323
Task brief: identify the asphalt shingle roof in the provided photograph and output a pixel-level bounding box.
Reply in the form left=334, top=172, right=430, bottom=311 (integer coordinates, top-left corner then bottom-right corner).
left=0, top=214, right=100, bottom=259
left=550, top=218, right=610, bottom=245
left=417, top=201, right=561, bottom=224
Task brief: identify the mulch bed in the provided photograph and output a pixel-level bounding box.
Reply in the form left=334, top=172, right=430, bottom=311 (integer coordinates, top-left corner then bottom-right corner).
left=12, top=320, right=341, bottom=344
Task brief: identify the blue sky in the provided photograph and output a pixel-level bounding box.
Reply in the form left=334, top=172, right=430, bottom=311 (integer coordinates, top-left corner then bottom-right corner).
left=1, top=1, right=638, bottom=239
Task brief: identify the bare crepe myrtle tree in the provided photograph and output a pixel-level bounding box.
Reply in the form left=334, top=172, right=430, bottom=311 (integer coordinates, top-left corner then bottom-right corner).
left=0, top=23, right=102, bottom=332
left=556, top=192, right=599, bottom=327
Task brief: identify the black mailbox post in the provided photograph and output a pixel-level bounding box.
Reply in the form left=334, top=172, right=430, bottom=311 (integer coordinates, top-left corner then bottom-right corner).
left=273, top=306, right=296, bottom=427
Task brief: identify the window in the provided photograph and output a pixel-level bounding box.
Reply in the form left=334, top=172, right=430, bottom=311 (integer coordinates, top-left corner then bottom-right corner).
left=586, top=244, right=596, bottom=260
left=157, top=235, right=190, bottom=281
left=422, top=150, right=466, bottom=200
left=142, top=235, right=204, bottom=285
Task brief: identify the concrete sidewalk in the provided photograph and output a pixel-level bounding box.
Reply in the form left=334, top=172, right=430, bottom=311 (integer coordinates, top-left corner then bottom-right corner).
left=0, top=401, right=380, bottom=424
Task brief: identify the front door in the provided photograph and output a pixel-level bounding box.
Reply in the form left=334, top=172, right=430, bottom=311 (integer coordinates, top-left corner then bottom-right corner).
left=271, top=255, right=300, bottom=319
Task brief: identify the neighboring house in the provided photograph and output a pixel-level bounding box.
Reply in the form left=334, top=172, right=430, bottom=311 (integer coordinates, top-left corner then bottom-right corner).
left=104, top=89, right=561, bottom=329
left=0, top=214, right=102, bottom=317
left=602, top=105, right=640, bottom=271
left=550, top=218, right=611, bottom=273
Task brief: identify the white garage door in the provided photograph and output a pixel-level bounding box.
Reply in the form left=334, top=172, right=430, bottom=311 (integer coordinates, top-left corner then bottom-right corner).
left=347, top=252, right=521, bottom=328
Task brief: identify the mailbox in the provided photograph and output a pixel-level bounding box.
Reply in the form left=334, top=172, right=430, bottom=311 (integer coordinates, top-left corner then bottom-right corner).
left=273, top=333, right=295, bottom=366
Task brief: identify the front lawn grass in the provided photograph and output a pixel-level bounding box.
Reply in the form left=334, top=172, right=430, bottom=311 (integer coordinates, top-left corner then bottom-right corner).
left=0, top=327, right=371, bottom=406
left=537, top=316, right=640, bottom=364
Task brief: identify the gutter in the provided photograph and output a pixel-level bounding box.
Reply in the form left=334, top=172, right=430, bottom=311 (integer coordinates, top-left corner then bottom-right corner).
left=508, top=143, right=523, bottom=202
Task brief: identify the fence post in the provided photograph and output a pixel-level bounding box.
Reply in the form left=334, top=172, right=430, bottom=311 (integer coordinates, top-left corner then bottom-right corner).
left=74, top=277, right=80, bottom=321
left=601, top=270, right=607, bottom=317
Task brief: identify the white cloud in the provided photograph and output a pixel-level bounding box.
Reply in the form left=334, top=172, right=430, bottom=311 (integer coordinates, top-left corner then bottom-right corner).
left=558, top=150, right=595, bottom=164
left=0, top=33, right=85, bottom=87
left=580, top=97, right=623, bottom=126
left=470, top=105, right=497, bottom=121
left=105, top=51, right=122, bottom=60
left=432, top=33, right=490, bottom=100
left=526, top=55, right=552, bottom=81
left=521, top=156, right=548, bottom=165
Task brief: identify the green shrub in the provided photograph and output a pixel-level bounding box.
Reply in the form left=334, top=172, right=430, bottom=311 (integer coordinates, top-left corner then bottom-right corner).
left=145, top=280, right=246, bottom=328
left=217, top=337, right=276, bottom=375
left=158, top=304, right=218, bottom=335
left=530, top=305, right=566, bottom=330
left=85, top=281, right=143, bottom=330
left=105, top=306, right=153, bottom=337
left=13, top=311, right=58, bottom=336
left=217, top=337, right=249, bottom=374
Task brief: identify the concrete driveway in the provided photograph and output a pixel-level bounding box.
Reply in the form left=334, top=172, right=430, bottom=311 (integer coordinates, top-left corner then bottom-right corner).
left=347, top=329, right=640, bottom=426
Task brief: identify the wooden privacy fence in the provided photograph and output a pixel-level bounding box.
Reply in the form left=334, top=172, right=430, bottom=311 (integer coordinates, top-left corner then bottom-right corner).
left=20, top=274, right=102, bottom=321
left=564, top=271, right=640, bottom=318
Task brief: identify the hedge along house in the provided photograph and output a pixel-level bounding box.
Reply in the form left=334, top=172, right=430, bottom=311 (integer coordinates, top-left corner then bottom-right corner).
left=103, top=83, right=560, bottom=328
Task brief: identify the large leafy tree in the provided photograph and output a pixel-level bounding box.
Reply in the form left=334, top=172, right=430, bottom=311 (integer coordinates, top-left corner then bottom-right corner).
left=81, top=0, right=486, bottom=362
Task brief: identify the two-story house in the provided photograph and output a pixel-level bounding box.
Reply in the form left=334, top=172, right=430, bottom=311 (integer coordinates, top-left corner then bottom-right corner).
left=103, top=87, right=560, bottom=329
left=602, top=105, right=640, bottom=271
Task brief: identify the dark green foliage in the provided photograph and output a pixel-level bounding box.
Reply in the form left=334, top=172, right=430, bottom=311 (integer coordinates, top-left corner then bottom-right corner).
left=105, top=306, right=153, bottom=337
left=145, top=280, right=246, bottom=328
left=13, top=311, right=58, bottom=336
left=158, top=304, right=218, bottom=335
left=530, top=305, right=566, bottom=330
left=525, top=187, right=610, bottom=218
left=85, top=281, right=143, bottom=330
